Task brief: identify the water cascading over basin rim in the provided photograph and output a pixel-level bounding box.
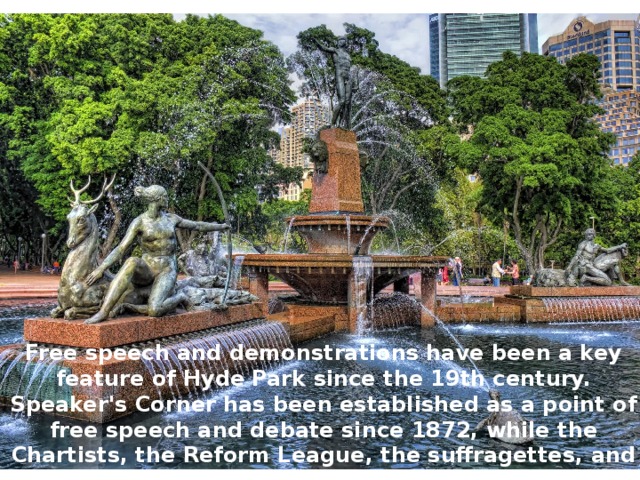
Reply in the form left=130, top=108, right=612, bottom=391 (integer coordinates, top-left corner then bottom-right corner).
left=284, top=214, right=390, bottom=256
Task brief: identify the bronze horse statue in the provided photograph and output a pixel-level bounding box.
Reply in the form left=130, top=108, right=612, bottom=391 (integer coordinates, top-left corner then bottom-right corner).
left=51, top=175, right=115, bottom=319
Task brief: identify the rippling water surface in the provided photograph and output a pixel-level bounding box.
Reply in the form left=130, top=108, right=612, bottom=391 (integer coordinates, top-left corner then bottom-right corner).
left=1, top=305, right=640, bottom=469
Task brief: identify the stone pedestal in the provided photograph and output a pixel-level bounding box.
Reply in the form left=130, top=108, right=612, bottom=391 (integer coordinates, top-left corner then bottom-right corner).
left=24, top=303, right=264, bottom=349
left=419, top=271, right=437, bottom=327
left=248, top=271, right=269, bottom=316
left=498, top=285, right=640, bottom=322
left=309, top=129, right=364, bottom=213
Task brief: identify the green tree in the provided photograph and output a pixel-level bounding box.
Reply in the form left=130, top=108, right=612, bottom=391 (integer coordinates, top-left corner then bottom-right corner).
left=0, top=14, right=299, bottom=258
left=449, top=52, right=616, bottom=273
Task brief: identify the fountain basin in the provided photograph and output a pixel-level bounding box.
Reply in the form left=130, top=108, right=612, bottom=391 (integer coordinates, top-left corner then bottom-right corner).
left=0, top=317, right=290, bottom=423
left=499, top=286, right=640, bottom=322
left=287, top=214, right=389, bottom=255
left=243, top=254, right=447, bottom=304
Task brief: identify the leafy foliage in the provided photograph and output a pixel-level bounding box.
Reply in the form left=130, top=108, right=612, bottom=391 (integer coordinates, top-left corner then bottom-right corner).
left=449, top=52, right=617, bottom=272
left=0, top=14, right=299, bottom=259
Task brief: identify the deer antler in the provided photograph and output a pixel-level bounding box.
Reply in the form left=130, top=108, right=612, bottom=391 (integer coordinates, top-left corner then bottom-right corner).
left=81, top=173, right=116, bottom=205
left=69, top=173, right=116, bottom=206
left=70, top=176, right=92, bottom=206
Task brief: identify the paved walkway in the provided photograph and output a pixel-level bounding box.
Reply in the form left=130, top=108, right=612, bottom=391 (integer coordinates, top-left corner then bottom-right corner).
left=0, top=266, right=510, bottom=301
left=0, top=267, right=59, bottom=299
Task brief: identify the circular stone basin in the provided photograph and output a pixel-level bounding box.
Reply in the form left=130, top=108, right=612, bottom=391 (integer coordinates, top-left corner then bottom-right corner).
left=287, top=214, right=389, bottom=255
left=242, top=254, right=448, bottom=304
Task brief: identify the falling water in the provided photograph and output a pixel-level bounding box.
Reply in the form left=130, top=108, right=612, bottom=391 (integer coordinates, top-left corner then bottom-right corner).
left=414, top=301, right=490, bottom=392
left=371, top=292, right=420, bottom=330
left=0, top=321, right=292, bottom=406
left=380, top=215, right=401, bottom=254
left=229, top=255, right=245, bottom=290
left=281, top=218, right=296, bottom=253
left=354, top=215, right=385, bottom=255
left=542, top=297, right=640, bottom=323
left=137, top=320, right=292, bottom=399
left=0, top=347, right=70, bottom=403
left=352, top=256, right=374, bottom=335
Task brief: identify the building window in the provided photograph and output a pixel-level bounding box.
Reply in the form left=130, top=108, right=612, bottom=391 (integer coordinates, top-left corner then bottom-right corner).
left=615, top=45, right=632, bottom=52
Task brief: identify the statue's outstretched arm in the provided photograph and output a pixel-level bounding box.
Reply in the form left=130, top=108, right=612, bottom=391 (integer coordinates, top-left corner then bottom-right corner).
left=603, top=242, right=627, bottom=254
left=313, top=38, right=336, bottom=54
left=175, top=215, right=229, bottom=233
left=86, top=218, right=140, bottom=285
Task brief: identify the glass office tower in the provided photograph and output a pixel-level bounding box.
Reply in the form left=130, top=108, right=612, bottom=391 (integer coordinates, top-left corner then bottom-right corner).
left=430, top=13, right=538, bottom=87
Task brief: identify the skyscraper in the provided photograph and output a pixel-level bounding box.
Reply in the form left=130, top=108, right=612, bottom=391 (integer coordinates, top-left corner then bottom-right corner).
left=430, top=13, right=538, bottom=88
left=428, top=14, right=440, bottom=84
left=543, top=16, right=640, bottom=165
left=542, top=16, right=639, bottom=91
left=276, top=98, right=330, bottom=201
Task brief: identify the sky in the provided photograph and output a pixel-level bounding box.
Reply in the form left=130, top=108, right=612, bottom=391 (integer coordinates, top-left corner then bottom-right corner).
left=221, top=13, right=640, bottom=75
left=9, top=1, right=640, bottom=76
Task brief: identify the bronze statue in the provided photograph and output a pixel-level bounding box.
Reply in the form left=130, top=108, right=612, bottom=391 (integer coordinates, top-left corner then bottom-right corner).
left=534, top=229, right=629, bottom=287
left=51, top=175, right=115, bottom=319
left=84, top=185, right=230, bottom=324
left=566, top=228, right=628, bottom=286
left=314, top=36, right=353, bottom=129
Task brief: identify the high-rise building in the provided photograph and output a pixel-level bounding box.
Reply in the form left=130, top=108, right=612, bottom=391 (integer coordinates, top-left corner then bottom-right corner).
left=542, top=17, right=639, bottom=91
left=430, top=14, right=538, bottom=87
left=543, top=16, right=640, bottom=165
left=428, top=14, right=440, bottom=84
left=276, top=98, right=330, bottom=201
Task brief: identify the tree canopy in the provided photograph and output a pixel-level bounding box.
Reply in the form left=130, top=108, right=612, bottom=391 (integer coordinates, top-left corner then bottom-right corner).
left=449, top=51, right=617, bottom=272
left=0, top=13, right=299, bottom=260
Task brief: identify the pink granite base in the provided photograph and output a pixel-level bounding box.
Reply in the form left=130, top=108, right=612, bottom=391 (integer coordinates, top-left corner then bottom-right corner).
left=510, top=285, right=640, bottom=297
left=24, top=303, right=264, bottom=349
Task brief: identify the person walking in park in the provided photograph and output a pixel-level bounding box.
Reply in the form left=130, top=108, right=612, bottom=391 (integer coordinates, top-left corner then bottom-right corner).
left=452, top=257, right=463, bottom=286
left=13, top=258, right=19, bottom=274
left=491, top=259, right=505, bottom=287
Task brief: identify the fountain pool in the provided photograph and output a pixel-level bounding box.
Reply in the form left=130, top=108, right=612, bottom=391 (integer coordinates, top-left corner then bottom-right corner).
left=1, top=308, right=639, bottom=469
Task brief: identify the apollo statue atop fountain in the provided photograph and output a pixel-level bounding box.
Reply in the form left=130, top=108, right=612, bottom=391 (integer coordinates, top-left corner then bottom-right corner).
left=314, top=36, right=354, bottom=129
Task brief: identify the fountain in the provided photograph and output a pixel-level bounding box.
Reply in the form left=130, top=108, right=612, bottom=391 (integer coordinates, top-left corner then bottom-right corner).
left=241, top=128, right=448, bottom=336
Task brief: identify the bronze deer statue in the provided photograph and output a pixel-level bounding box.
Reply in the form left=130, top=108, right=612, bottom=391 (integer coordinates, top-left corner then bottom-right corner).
left=51, top=175, right=115, bottom=319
